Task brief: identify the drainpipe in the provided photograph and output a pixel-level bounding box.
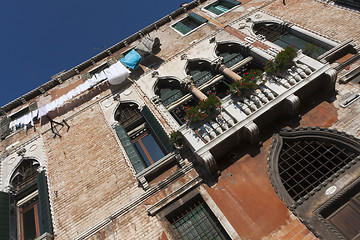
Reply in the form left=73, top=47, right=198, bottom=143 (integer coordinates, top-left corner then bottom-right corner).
left=182, top=77, right=208, bottom=101
left=212, top=59, right=242, bottom=82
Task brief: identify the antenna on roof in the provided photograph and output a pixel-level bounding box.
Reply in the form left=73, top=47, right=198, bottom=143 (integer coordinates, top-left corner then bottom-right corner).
left=92, top=46, right=107, bottom=52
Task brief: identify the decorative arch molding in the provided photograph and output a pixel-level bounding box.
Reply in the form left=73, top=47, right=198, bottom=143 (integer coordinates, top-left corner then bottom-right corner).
left=111, top=99, right=144, bottom=124
left=1, top=137, right=48, bottom=192
left=251, top=20, right=290, bottom=42
left=185, top=58, right=214, bottom=88
left=267, top=127, right=360, bottom=210
left=185, top=58, right=213, bottom=75
left=214, top=41, right=250, bottom=67
left=152, top=76, right=183, bottom=97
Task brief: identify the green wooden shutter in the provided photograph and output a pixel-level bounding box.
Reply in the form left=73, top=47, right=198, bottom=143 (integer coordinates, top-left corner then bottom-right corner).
left=0, top=117, right=11, bottom=140
left=0, top=192, right=10, bottom=240
left=189, top=13, right=208, bottom=24
left=141, top=106, right=174, bottom=154
left=37, top=171, right=53, bottom=235
left=114, top=124, right=147, bottom=174
left=207, top=5, right=224, bottom=15
left=173, top=21, right=193, bottom=35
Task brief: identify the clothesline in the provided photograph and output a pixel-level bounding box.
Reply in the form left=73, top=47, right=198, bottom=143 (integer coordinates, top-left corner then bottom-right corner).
left=9, top=61, right=131, bottom=131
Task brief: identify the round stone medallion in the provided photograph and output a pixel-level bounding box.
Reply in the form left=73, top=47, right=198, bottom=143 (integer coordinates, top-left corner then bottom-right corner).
left=123, top=89, right=132, bottom=96
left=29, top=144, right=37, bottom=152
left=104, top=99, right=113, bottom=108
left=325, top=186, right=337, bottom=195
left=8, top=157, right=16, bottom=165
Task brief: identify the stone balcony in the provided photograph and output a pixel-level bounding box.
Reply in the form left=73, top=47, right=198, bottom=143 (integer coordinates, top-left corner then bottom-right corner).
left=178, top=53, right=337, bottom=175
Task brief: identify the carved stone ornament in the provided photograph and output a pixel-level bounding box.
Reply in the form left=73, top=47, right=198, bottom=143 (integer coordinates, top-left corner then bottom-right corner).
left=244, top=121, right=259, bottom=145
left=211, top=58, right=226, bottom=74
left=181, top=76, right=195, bottom=91
left=200, top=151, right=219, bottom=175
left=284, top=94, right=300, bottom=117
left=16, top=148, right=26, bottom=157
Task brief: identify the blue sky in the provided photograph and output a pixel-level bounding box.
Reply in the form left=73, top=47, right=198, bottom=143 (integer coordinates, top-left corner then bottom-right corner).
left=0, top=0, right=189, bottom=107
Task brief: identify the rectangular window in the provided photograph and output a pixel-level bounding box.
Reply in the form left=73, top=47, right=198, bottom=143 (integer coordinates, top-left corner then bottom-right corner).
left=19, top=198, right=42, bottom=240
left=204, top=0, right=240, bottom=16
left=167, top=198, right=231, bottom=240
left=172, top=13, right=208, bottom=36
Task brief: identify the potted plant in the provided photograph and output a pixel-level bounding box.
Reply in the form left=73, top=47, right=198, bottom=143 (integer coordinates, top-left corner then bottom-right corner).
left=170, top=131, right=183, bottom=149
left=303, top=43, right=322, bottom=59
left=265, top=46, right=297, bottom=76
left=227, top=69, right=264, bottom=98
left=185, top=94, right=221, bottom=123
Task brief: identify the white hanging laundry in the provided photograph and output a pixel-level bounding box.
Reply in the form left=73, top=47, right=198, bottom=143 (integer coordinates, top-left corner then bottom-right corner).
left=87, top=76, right=98, bottom=87
left=23, top=113, right=32, bottom=130
left=46, top=102, right=57, bottom=112
left=105, top=61, right=130, bottom=85
left=30, top=109, right=38, bottom=126
left=79, top=81, right=91, bottom=92
left=95, top=71, right=107, bottom=81
left=9, top=120, right=16, bottom=131
left=74, top=86, right=82, bottom=96
left=55, top=98, right=64, bottom=108
left=16, top=115, right=25, bottom=129
left=66, top=89, right=76, bottom=99
left=38, top=105, right=48, bottom=119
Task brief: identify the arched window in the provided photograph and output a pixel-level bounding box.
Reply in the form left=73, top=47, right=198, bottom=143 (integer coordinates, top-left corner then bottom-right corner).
left=268, top=128, right=359, bottom=203
left=268, top=128, right=360, bottom=239
left=114, top=103, right=174, bottom=174
left=215, top=42, right=247, bottom=68
left=0, top=159, right=53, bottom=240
left=186, top=60, right=214, bottom=87
left=154, top=78, right=187, bottom=107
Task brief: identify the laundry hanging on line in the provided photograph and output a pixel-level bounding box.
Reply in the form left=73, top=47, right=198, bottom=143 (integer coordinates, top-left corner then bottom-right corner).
left=9, top=61, right=130, bottom=129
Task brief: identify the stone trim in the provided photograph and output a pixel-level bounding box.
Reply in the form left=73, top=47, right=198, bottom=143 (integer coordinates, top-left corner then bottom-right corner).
left=147, top=175, right=203, bottom=215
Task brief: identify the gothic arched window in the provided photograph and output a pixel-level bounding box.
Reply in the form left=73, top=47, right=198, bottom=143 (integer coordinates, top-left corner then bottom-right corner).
left=114, top=103, right=174, bottom=174
left=0, top=159, right=53, bottom=240
left=215, top=42, right=247, bottom=68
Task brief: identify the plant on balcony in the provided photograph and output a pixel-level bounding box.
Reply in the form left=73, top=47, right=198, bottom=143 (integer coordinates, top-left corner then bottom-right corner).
left=227, top=69, right=264, bottom=97
left=170, top=131, right=183, bottom=148
left=265, top=46, right=297, bottom=76
left=303, top=43, right=322, bottom=59
left=185, top=94, right=221, bottom=122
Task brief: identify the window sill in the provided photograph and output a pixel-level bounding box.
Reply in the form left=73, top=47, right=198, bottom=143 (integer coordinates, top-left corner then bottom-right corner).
left=37, top=232, right=53, bottom=240
left=136, top=152, right=184, bottom=189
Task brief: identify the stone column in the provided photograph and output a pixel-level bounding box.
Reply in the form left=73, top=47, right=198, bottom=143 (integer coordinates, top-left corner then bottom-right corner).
left=212, top=59, right=242, bottom=82
left=182, top=77, right=208, bottom=101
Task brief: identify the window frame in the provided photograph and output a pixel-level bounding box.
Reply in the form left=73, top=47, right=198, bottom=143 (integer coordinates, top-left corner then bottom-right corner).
left=19, top=197, right=42, bottom=240
left=171, top=13, right=208, bottom=36
left=202, top=0, right=241, bottom=18
left=156, top=190, right=232, bottom=240
left=131, top=130, right=166, bottom=167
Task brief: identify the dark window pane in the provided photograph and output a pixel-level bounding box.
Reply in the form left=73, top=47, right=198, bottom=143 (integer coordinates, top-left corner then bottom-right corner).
left=22, top=208, right=37, bottom=240
left=134, top=142, right=151, bottom=167
left=141, top=134, right=165, bottom=163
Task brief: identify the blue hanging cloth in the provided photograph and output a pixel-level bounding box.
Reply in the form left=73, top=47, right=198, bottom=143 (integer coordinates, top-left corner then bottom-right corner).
left=120, top=49, right=142, bottom=70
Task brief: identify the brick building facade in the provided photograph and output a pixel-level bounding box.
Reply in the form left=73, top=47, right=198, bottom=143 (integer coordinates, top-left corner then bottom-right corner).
left=1, top=1, right=359, bottom=240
